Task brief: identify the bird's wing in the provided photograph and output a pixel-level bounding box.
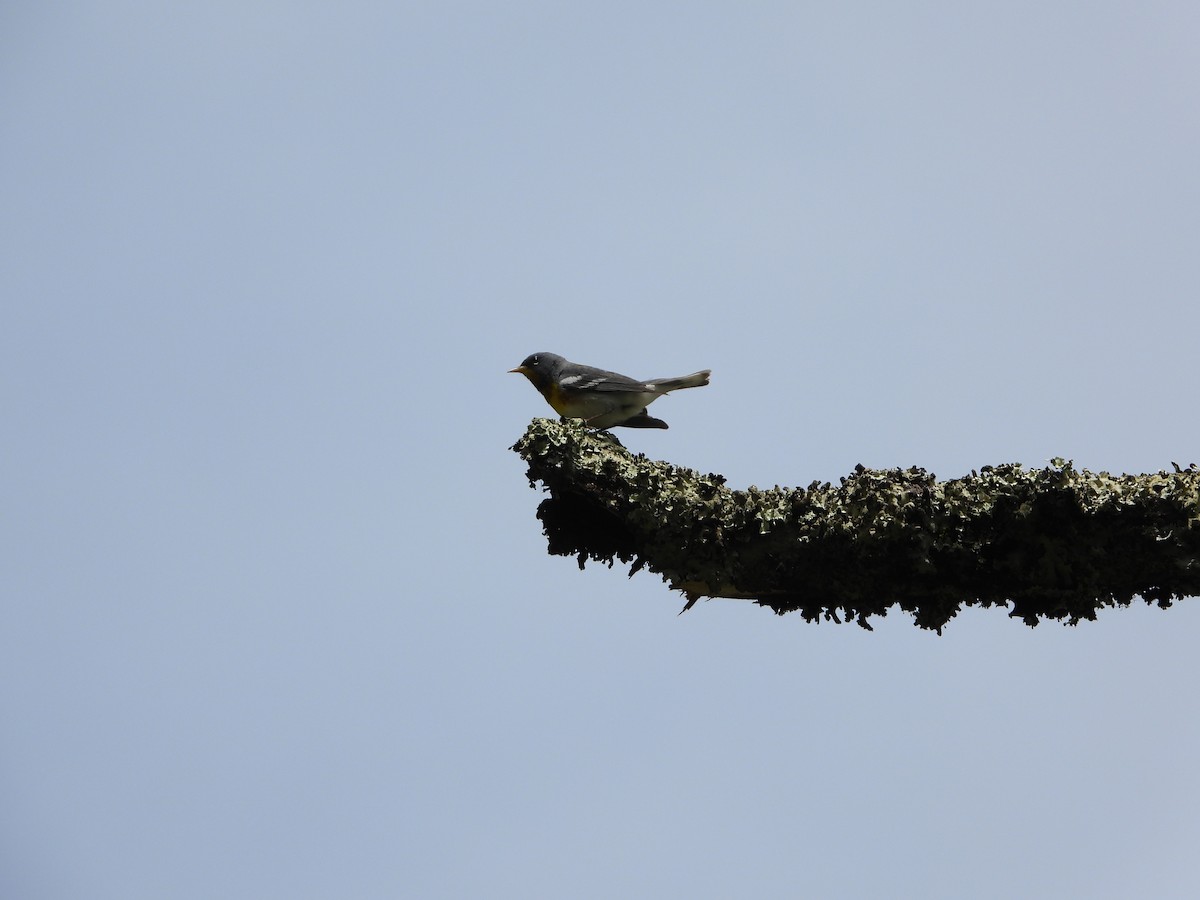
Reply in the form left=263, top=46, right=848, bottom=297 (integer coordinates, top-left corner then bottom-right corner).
left=557, top=366, right=651, bottom=393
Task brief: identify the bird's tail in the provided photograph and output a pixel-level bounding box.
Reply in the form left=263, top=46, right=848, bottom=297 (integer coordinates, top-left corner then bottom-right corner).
left=647, top=370, right=711, bottom=393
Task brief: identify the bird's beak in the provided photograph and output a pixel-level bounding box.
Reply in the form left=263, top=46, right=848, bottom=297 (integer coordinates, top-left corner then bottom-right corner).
left=508, top=366, right=529, bottom=375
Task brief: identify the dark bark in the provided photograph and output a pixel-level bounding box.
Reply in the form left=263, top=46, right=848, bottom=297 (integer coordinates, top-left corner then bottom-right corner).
left=512, top=418, right=1200, bottom=631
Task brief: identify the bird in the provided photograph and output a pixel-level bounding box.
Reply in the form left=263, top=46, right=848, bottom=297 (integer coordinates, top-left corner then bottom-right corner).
left=509, top=352, right=711, bottom=429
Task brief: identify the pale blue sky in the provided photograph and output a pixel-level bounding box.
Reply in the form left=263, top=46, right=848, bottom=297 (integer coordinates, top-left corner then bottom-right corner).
left=3, top=3, right=1199, bottom=898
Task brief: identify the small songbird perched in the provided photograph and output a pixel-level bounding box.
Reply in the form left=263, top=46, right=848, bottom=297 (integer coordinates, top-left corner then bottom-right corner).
left=509, top=352, right=711, bottom=429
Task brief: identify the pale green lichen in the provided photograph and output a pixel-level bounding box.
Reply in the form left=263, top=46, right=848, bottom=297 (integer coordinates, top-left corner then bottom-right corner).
left=512, top=418, right=1200, bottom=631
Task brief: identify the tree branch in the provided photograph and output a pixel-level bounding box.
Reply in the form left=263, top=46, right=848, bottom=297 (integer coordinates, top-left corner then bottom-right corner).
left=511, top=418, right=1200, bottom=631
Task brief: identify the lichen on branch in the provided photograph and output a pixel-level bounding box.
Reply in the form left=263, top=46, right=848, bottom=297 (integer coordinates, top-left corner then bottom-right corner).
left=511, top=418, right=1200, bottom=631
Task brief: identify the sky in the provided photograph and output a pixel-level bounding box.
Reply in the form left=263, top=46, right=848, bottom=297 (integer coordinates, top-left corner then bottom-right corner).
left=3, top=2, right=1199, bottom=897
